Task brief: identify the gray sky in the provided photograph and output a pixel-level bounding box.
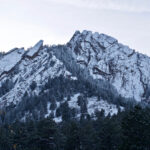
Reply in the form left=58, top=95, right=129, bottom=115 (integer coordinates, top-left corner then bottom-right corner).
left=0, top=0, right=150, bottom=56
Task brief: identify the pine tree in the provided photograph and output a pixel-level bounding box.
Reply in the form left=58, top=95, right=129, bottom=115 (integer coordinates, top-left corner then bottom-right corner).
left=36, top=118, right=57, bottom=150
left=121, top=105, right=150, bottom=150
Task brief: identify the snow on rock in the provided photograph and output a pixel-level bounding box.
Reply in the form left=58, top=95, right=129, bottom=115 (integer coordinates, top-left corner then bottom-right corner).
left=67, top=30, right=150, bottom=102
left=53, top=117, right=62, bottom=123
left=45, top=102, right=51, bottom=118
left=68, top=93, right=80, bottom=110
left=26, top=40, right=43, bottom=57
left=0, top=48, right=24, bottom=76
left=0, top=45, right=75, bottom=107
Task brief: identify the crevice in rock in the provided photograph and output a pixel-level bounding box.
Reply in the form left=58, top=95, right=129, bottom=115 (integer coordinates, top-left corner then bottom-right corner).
left=137, top=54, right=147, bottom=98
left=93, top=66, right=110, bottom=76
left=128, top=50, right=135, bottom=57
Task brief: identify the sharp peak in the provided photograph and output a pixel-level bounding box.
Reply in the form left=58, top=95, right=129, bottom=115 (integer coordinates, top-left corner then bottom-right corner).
left=71, top=30, right=118, bottom=42
left=69, top=30, right=118, bottom=49
left=73, top=30, right=114, bottom=37
left=33, top=40, right=44, bottom=47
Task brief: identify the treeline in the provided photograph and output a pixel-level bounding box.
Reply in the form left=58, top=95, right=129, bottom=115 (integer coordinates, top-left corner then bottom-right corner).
left=1, top=73, right=135, bottom=124
left=0, top=75, right=117, bottom=123
left=0, top=105, right=150, bottom=150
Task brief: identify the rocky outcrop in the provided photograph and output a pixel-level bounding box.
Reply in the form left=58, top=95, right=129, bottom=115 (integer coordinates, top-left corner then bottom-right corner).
left=67, top=30, right=150, bottom=101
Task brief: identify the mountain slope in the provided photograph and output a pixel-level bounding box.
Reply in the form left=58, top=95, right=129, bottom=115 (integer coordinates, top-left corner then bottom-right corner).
left=0, top=30, right=150, bottom=123
left=67, top=30, right=150, bottom=102
left=0, top=41, right=72, bottom=108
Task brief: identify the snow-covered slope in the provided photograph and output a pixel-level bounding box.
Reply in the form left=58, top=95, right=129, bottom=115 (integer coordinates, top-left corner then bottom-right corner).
left=0, top=30, right=150, bottom=123
left=67, top=30, right=150, bottom=102
left=0, top=48, right=24, bottom=78
left=44, top=93, right=121, bottom=123
left=0, top=43, right=72, bottom=107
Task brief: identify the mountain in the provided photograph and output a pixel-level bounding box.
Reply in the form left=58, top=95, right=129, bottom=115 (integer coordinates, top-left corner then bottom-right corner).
left=68, top=31, right=150, bottom=102
left=0, top=30, right=150, bottom=123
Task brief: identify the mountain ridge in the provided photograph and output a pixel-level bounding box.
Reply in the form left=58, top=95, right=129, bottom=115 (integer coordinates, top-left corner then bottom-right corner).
left=0, top=30, right=149, bottom=123
left=67, top=30, right=150, bottom=102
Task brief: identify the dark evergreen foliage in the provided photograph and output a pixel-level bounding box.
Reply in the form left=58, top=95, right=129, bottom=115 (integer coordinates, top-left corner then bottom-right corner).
left=30, top=81, right=37, bottom=91
left=0, top=105, right=150, bottom=150
left=0, top=73, right=128, bottom=124
left=0, top=79, right=14, bottom=97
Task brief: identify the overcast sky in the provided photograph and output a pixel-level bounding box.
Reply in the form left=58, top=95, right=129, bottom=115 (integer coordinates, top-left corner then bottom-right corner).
left=0, top=0, right=150, bottom=55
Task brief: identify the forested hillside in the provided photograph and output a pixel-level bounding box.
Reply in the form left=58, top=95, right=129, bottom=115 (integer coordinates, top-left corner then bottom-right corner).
left=0, top=105, right=150, bottom=150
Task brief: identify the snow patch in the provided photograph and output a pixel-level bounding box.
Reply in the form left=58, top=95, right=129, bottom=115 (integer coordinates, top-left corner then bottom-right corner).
left=0, top=48, right=24, bottom=75
left=87, top=97, right=119, bottom=116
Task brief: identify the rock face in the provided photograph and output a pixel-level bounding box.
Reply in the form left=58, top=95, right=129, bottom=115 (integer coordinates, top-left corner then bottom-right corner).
left=0, top=48, right=25, bottom=77
left=26, top=40, right=43, bottom=58
left=0, top=42, right=71, bottom=107
left=67, top=30, right=150, bottom=102
left=0, top=30, right=150, bottom=122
